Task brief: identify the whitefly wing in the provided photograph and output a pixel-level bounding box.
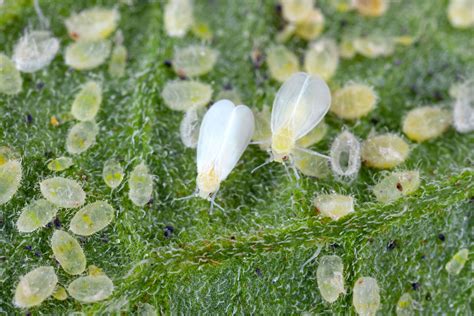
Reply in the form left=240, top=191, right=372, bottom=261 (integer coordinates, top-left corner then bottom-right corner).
left=271, top=72, right=331, bottom=140
left=197, top=100, right=254, bottom=180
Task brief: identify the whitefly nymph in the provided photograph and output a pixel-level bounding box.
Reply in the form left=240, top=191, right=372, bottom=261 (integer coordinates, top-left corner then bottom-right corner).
left=12, top=30, right=60, bottom=73
left=270, top=72, right=331, bottom=165
left=195, top=99, right=254, bottom=201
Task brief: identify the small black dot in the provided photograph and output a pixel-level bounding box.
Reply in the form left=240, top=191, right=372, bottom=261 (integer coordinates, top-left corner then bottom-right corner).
left=437, top=233, right=445, bottom=242
left=340, top=19, right=348, bottom=28
left=54, top=218, right=61, bottom=229
left=275, top=4, right=282, bottom=14
left=163, top=60, right=172, bottom=67
left=255, top=268, right=263, bottom=277
left=24, top=245, right=32, bottom=251
left=425, top=292, right=432, bottom=301
left=34, top=251, right=41, bottom=257
left=36, top=82, right=45, bottom=90
left=164, top=225, right=174, bottom=238
left=386, top=240, right=397, bottom=251
left=396, top=183, right=403, bottom=191
left=411, top=282, right=420, bottom=291
left=25, top=113, right=33, bottom=124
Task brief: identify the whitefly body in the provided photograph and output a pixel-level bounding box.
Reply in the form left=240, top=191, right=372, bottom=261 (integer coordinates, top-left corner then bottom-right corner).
left=270, top=72, right=331, bottom=162
left=196, top=100, right=254, bottom=198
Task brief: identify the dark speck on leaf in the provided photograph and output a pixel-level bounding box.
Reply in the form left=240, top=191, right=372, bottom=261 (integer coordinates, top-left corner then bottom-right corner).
left=394, top=59, right=402, bottom=66
left=396, top=183, right=403, bottom=191
left=25, top=113, right=33, bottom=124
left=330, top=243, right=340, bottom=249
left=411, top=282, right=420, bottom=291
left=24, top=245, right=32, bottom=251
left=433, top=91, right=443, bottom=101
left=164, top=225, right=174, bottom=238
left=34, top=251, right=41, bottom=257
left=230, top=235, right=236, bottom=240
left=370, top=118, right=379, bottom=125
left=223, top=83, right=232, bottom=90
left=409, top=84, right=418, bottom=95
left=36, top=82, right=45, bottom=90
left=340, top=19, right=348, bottom=28
left=25, top=312, right=32, bottom=316
left=54, top=218, right=61, bottom=229
left=163, top=60, right=172, bottom=68
left=437, top=233, right=445, bottom=242
left=275, top=4, right=282, bottom=14
left=255, top=268, right=263, bottom=277
left=387, top=240, right=397, bottom=251
left=425, top=292, right=432, bottom=301
left=46, top=222, right=52, bottom=228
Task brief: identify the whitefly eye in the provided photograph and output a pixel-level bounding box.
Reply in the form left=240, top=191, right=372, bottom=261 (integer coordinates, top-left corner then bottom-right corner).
left=65, top=7, right=120, bottom=41
left=331, top=83, right=378, bottom=120
left=67, top=272, right=114, bottom=303
left=361, top=133, right=409, bottom=169
left=172, top=45, right=218, bottom=77
left=330, top=131, right=361, bottom=178
left=162, top=80, right=213, bottom=111
left=16, top=199, right=59, bottom=233
left=47, top=156, right=74, bottom=171
left=71, top=81, right=102, bottom=122
left=304, top=38, right=339, bottom=81
left=0, top=159, right=22, bottom=206
left=0, top=53, right=22, bottom=95
left=102, top=159, right=124, bottom=189
left=12, top=30, right=59, bottom=73
left=51, top=230, right=87, bottom=275
left=445, top=248, right=468, bottom=275
left=14, top=266, right=58, bottom=308
left=66, top=121, right=99, bottom=155
left=164, top=0, right=194, bottom=38
left=352, top=277, right=381, bottom=316
left=266, top=45, right=300, bottom=82
left=40, top=177, right=86, bottom=208
left=65, top=40, right=111, bottom=71
left=313, top=194, right=354, bottom=220
left=69, top=201, right=115, bottom=236
left=128, top=162, right=153, bottom=207
left=317, top=255, right=345, bottom=303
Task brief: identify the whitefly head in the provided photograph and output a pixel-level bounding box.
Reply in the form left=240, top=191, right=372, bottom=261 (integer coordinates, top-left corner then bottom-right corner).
left=196, top=99, right=255, bottom=199
left=270, top=72, right=331, bottom=162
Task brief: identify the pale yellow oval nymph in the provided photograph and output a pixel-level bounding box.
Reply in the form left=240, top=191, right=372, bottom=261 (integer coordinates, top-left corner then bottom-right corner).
left=396, top=293, right=416, bottom=316
left=372, top=171, right=420, bottom=204
left=71, top=81, right=102, bottom=122
left=0, top=159, right=22, bottom=205
left=267, top=45, right=300, bottom=83
left=294, top=8, right=324, bottom=41
left=67, top=274, right=114, bottom=303
left=69, top=201, right=115, bottom=236
left=0, top=146, right=20, bottom=166
left=339, top=37, right=356, bottom=59
left=304, top=38, right=339, bottom=81
left=172, top=45, right=218, bottom=77
left=317, top=255, right=345, bottom=303
left=51, top=230, right=86, bottom=275
left=352, top=277, right=381, bottom=316
left=47, top=156, right=74, bottom=171
left=12, top=30, right=60, bottom=73
left=331, top=83, right=377, bottom=120
left=296, top=121, right=327, bottom=148
left=16, top=199, right=59, bottom=233
left=14, top=266, right=57, bottom=308
left=0, top=53, right=22, bottom=95
left=102, top=159, right=124, bottom=189
left=65, top=40, right=111, bottom=70
left=108, top=44, right=127, bottom=78
left=445, top=248, right=469, bottom=275
left=191, top=21, right=213, bottom=41
left=40, top=177, right=86, bottom=208
left=353, top=0, right=389, bottom=17
left=448, top=0, right=474, bottom=29
left=128, top=162, right=153, bottom=206
left=66, top=121, right=99, bottom=155
left=52, top=285, right=68, bottom=301
left=293, top=149, right=330, bottom=178
left=314, top=194, right=354, bottom=220
left=353, top=36, right=395, bottom=58
left=180, top=107, right=206, bottom=148
left=138, top=302, right=158, bottom=316
left=452, top=78, right=474, bottom=133
left=402, top=106, right=451, bottom=142
left=281, top=0, right=314, bottom=23
left=361, top=134, right=409, bottom=169
left=65, top=7, right=120, bottom=41
left=164, top=0, right=194, bottom=37
left=330, top=131, right=361, bottom=177
left=162, top=80, right=213, bottom=111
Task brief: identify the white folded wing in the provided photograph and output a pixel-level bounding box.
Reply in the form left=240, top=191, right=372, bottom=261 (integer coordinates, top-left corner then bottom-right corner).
left=271, top=72, right=331, bottom=140
left=197, top=100, right=255, bottom=181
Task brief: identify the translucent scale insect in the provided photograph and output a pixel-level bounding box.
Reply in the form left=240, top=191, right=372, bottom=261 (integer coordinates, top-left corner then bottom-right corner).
left=109, top=31, right=127, bottom=78
left=138, top=302, right=158, bottom=316
left=66, top=121, right=99, bottom=154
left=294, top=8, right=325, bottom=41
left=162, top=80, right=213, bottom=111
left=452, top=78, right=474, bottom=133
left=69, top=200, right=115, bottom=236
left=65, top=40, right=111, bottom=71
left=445, top=248, right=468, bottom=275
left=352, top=276, right=381, bottom=316
left=67, top=271, right=114, bottom=303
left=265, top=72, right=331, bottom=173
left=47, top=156, right=73, bottom=171
left=0, top=53, right=22, bottom=95
left=372, top=171, right=420, bottom=204
left=14, top=266, right=57, bottom=308
left=353, top=36, right=395, bottom=58
left=128, top=162, right=153, bottom=207
left=304, top=38, right=339, bottom=81
left=52, top=285, right=68, bottom=301
left=65, top=7, right=120, bottom=41
left=266, top=45, right=300, bottom=82
left=194, top=100, right=254, bottom=204
left=40, top=177, right=86, bottom=208
left=71, top=81, right=102, bottom=121
left=16, top=199, right=59, bottom=233
left=180, top=107, right=206, bottom=148
left=330, top=131, right=361, bottom=178
left=314, top=194, right=354, bottom=220
left=281, top=0, right=314, bottom=23
left=361, top=133, right=409, bottom=169
left=172, top=45, right=218, bottom=77
left=447, top=0, right=474, bottom=29
left=316, top=255, right=346, bottom=303
left=331, top=83, right=378, bottom=120
left=402, top=106, right=451, bottom=142
left=103, top=159, right=124, bottom=189
left=12, top=30, right=59, bottom=73
left=164, top=0, right=194, bottom=38
left=396, top=293, right=417, bottom=316
left=0, top=159, right=22, bottom=205
left=51, top=230, right=86, bottom=275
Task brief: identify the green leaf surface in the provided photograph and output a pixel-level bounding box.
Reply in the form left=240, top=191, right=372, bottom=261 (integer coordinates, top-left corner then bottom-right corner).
left=0, top=0, right=473, bottom=314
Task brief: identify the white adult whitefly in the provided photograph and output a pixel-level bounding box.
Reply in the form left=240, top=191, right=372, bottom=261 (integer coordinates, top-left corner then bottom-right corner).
left=196, top=100, right=255, bottom=201
left=12, top=30, right=59, bottom=73
left=270, top=72, right=331, bottom=163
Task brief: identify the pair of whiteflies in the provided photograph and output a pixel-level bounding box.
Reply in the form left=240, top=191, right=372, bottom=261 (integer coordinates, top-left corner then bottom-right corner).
left=182, top=72, right=331, bottom=207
